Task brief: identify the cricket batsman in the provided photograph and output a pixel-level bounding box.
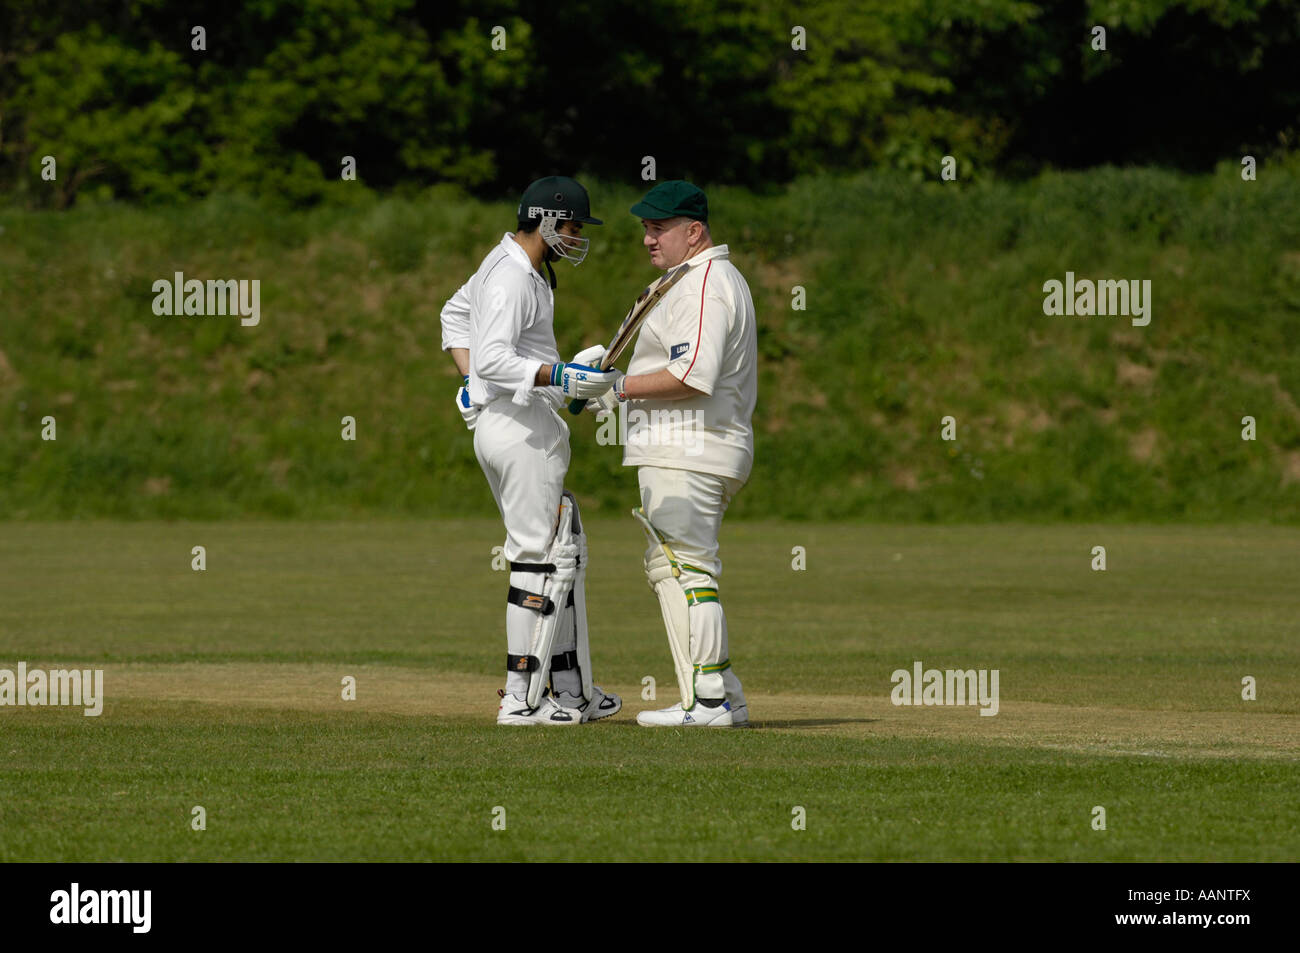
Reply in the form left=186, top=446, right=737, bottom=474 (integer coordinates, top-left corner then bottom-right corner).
left=439, top=175, right=623, bottom=726
left=590, top=181, right=757, bottom=727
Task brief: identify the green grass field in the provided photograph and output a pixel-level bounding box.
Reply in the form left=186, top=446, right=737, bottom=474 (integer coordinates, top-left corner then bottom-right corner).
left=1, top=520, right=1297, bottom=861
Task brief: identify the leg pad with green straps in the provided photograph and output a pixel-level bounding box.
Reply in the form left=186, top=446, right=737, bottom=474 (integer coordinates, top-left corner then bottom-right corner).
left=634, top=508, right=696, bottom=709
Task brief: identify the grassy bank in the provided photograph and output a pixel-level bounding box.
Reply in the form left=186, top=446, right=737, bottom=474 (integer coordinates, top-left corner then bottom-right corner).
left=2, top=165, right=1299, bottom=520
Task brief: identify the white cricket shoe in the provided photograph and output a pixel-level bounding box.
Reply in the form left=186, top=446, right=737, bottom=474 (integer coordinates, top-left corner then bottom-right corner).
left=636, top=700, right=736, bottom=728
left=496, top=691, right=581, bottom=727
left=554, top=686, right=623, bottom=723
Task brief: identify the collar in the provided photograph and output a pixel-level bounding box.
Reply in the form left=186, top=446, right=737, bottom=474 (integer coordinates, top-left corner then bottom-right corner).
left=500, top=233, right=548, bottom=283
left=680, top=244, right=730, bottom=269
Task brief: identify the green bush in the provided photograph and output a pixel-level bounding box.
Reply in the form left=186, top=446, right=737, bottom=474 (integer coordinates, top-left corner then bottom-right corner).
left=3, top=0, right=1297, bottom=204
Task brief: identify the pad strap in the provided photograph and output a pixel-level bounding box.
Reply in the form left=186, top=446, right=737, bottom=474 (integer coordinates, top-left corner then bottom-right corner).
left=685, top=587, right=719, bottom=605
left=508, top=585, right=555, bottom=615
left=510, top=561, right=556, bottom=573
left=507, top=653, right=540, bottom=672
left=550, top=650, right=579, bottom=672
left=694, top=658, right=731, bottom=675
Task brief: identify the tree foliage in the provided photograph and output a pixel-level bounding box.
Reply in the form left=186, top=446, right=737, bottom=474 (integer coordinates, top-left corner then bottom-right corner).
left=1, top=0, right=1296, bottom=206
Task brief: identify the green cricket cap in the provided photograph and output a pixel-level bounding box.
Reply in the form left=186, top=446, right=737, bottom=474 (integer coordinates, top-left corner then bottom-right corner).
left=630, top=180, right=708, bottom=222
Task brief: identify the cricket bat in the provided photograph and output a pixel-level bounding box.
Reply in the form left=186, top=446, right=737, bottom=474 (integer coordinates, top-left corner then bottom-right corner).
left=567, top=262, right=692, bottom=415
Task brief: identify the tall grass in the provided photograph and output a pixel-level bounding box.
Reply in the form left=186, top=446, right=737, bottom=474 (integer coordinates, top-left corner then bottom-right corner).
left=2, top=162, right=1298, bottom=520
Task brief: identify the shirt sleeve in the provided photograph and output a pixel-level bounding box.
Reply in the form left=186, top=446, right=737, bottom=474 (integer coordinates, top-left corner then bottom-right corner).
left=473, top=271, right=544, bottom=405
left=439, top=282, right=471, bottom=351
left=663, top=266, right=730, bottom=397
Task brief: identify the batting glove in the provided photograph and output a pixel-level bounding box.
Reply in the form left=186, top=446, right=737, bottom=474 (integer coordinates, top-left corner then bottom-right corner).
left=455, top=376, right=480, bottom=431
left=551, top=362, right=619, bottom=400
left=585, top=372, right=625, bottom=416
left=570, top=344, right=606, bottom=367
left=585, top=389, right=617, bottom=416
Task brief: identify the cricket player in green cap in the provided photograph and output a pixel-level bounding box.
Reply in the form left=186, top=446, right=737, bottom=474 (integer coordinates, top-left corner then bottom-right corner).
left=589, top=180, right=758, bottom=727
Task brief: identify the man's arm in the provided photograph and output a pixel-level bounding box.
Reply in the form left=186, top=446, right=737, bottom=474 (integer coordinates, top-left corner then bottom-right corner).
left=624, top=283, right=727, bottom=402
left=622, top=368, right=706, bottom=400
left=478, top=323, right=595, bottom=395
left=440, top=282, right=472, bottom=361
left=474, top=273, right=550, bottom=404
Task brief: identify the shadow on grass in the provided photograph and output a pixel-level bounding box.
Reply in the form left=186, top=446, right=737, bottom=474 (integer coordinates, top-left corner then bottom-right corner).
left=602, top=718, right=879, bottom=729
left=746, top=719, right=879, bottom=729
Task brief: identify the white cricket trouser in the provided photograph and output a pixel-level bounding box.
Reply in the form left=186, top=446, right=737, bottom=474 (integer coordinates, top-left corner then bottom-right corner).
left=637, top=465, right=746, bottom=705
left=475, top=398, right=570, bottom=694
left=475, top=398, right=570, bottom=561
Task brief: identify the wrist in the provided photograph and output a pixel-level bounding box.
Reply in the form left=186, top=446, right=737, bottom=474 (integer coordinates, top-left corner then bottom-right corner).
left=548, top=363, right=564, bottom=386
left=614, top=372, right=629, bottom=402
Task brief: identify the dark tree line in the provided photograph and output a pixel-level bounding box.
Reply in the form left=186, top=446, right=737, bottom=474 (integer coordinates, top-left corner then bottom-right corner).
left=1, top=0, right=1296, bottom=207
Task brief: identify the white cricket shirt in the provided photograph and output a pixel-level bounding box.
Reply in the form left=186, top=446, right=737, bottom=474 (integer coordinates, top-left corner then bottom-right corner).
left=623, top=244, right=757, bottom=482
left=440, top=233, right=562, bottom=407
